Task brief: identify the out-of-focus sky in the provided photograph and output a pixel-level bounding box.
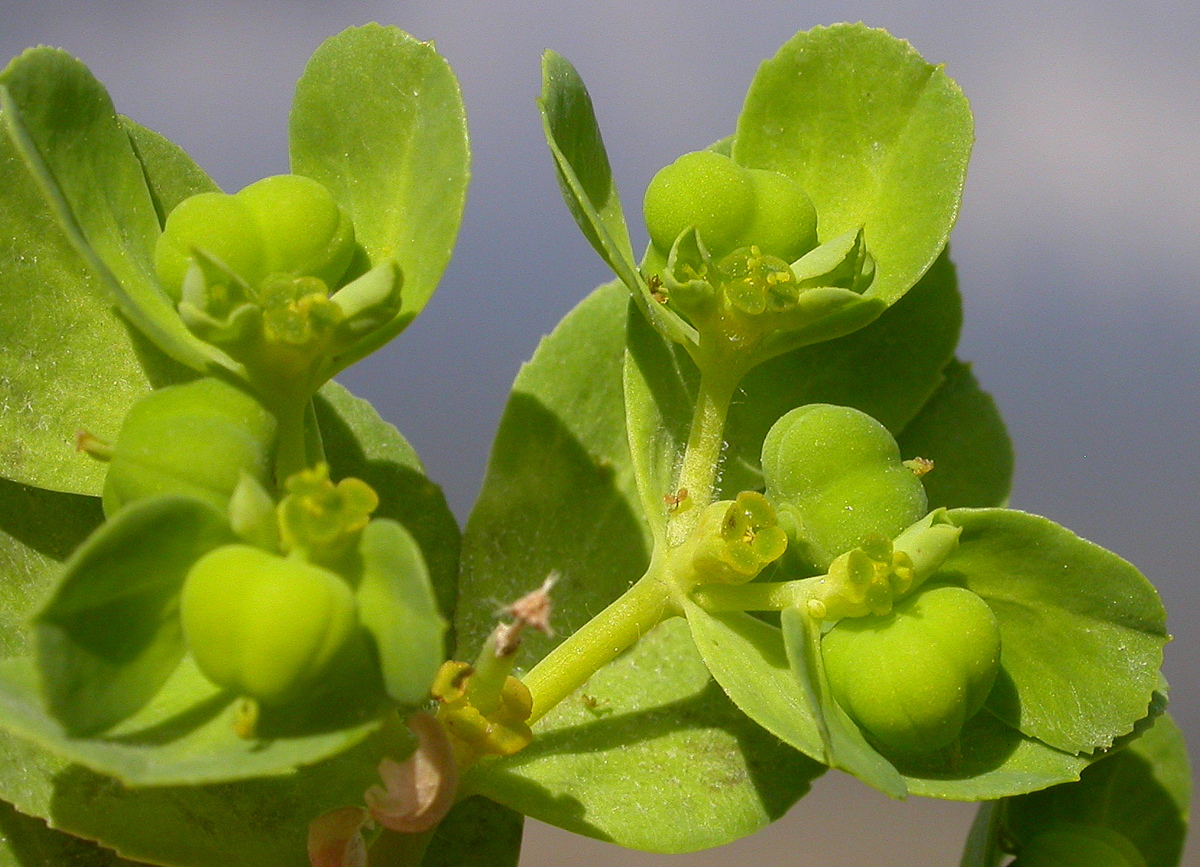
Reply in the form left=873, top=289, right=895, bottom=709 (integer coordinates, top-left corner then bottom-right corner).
left=2, top=1, right=1197, bottom=863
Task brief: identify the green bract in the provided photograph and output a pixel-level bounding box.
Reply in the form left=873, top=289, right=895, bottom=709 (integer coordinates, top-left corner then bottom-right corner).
left=1009, top=824, right=1148, bottom=867
left=101, top=377, right=277, bottom=517
left=763, top=403, right=927, bottom=572
left=181, top=543, right=359, bottom=706
left=821, top=584, right=1001, bottom=754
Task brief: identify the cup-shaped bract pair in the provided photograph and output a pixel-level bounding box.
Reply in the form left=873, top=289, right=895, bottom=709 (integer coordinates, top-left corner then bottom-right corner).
left=762, top=403, right=927, bottom=574
left=644, top=151, right=818, bottom=265
left=101, top=377, right=277, bottom=517
left=155, top=174, right=357, bottom=302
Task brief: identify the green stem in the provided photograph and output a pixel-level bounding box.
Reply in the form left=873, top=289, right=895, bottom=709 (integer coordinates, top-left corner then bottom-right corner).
left=666, top=362, right=741, bottom=547
left=693, top=578, right=815, bottom=613
left=523, top=552, right=676, bottom=725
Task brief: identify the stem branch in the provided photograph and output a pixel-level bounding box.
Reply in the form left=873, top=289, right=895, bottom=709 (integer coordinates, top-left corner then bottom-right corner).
left=523, top=554, right=675, bottom=726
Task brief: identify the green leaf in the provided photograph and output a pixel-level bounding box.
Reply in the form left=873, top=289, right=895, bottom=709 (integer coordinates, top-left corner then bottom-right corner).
left=33, top=495, right=235, bottom=736
left=683, top=600, right=824, bottom=759
left=356, top=518, right=447, bottom=706
left=997, top=713, right=1190, bottom=867
left=121, top=117, right=219, bottom=226
left=943, top=509, right=1168, bottom=754
left=0, top=654, right=383, bottom=787
left=958, top=801, right=1004, bottom=867
left=466, top=618, right=823, bottom=853
left=897, top=359, right=1013, bottom=509
left=733, top=24, right=972, bottom=308
left=0, top=716, right=386, bottom=867
left=419, top=795, right=524, bottom=867
left=0, top=113, right=158, bottom=495
left=0, top=798, right=147, bottom=866
left=539, top=52, right=693, bottom=348
left=622, top=300, right=694, bottom=536
left=314, top=380, right=460, bottom=624
left=0, top=479, right=103, bottom=660
left=290, top=24, right=469, bottom=367
left=0, top=48, right=230, bottom=376
left=457, top=280, right=646, bottom=664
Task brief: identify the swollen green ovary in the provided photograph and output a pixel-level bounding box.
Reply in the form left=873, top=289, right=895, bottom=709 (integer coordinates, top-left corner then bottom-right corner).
left=822, top=585, right=1001, bottom=754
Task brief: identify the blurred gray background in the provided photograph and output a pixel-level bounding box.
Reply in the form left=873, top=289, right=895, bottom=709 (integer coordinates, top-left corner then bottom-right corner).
left=2, top=1, right=1196, bottom=863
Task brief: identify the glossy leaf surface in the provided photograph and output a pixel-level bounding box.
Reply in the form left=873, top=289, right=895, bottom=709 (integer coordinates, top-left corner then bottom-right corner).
left=0, top=48, right=229, bottom=376
left=290, top=24, right=469, bottom=367
left=944, top=509, right=1168, bottom=754
left=734, top=24, right=972, bottom=307
left=999, top=713, right=1191, bottom=867
left=538, top=54, right=689, bottom=346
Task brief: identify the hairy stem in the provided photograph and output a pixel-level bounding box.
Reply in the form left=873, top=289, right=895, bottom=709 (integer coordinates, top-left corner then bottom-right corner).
left=666, top=362, right=741, bottom=546
left=523, top=551, right=676, bottom=726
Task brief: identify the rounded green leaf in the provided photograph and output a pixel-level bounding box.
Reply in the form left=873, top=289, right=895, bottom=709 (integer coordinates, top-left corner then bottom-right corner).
left=942, top=509, right=1168, bottom=754
left=896, top=359, right=1013, bottom=509
left=289, top=24, right=469, bottom=365
left=732, top=24, right=972, bottom=307
left=355, top=518, right=447, bottom=707
left=466, top=618, right=823, bottom=853
left=998, top=713, right=1191, bottom=867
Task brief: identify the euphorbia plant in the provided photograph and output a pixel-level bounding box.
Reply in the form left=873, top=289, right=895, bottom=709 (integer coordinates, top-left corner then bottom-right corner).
left=0, top=20, right=1189, bottom=867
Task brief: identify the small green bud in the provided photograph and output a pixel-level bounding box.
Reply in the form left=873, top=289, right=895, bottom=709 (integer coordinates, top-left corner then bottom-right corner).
left=236, top=174, right=356, bottom=289
left=155, top=192, right=267, bottom=302
left=763, top=404, right=927, bottom=572
left=821, top=585, right=1001, bottom=754
left=644, top=151, right=755, bottom=259
left=101, top=378, right=277, bottom=517
left=1010, top=824, right=1147, bottom=867
left=181, top=543, right=359, bottom=706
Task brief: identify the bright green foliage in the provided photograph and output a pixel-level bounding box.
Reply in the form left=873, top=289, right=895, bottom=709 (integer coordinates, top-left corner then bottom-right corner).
left=101, top=377, right=277, bottom=517
left=182, top=544, right=359, bottom=706
left=0, top=18, right=1188, bottom=867
left=763, top=403, right=927, bottom=571
left=822, top=585, right=1001, bottom=754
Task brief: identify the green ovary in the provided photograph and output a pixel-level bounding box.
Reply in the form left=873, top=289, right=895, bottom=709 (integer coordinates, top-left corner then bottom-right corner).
left=154, top=173, right=356, bottom=300
left=821, top=585, right=1001, bottom=754
left=763, top=404, right=927, bottom=571
left=643, top=150, right=817, bottom=262
left=182, top=544, right=359, bottom=706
